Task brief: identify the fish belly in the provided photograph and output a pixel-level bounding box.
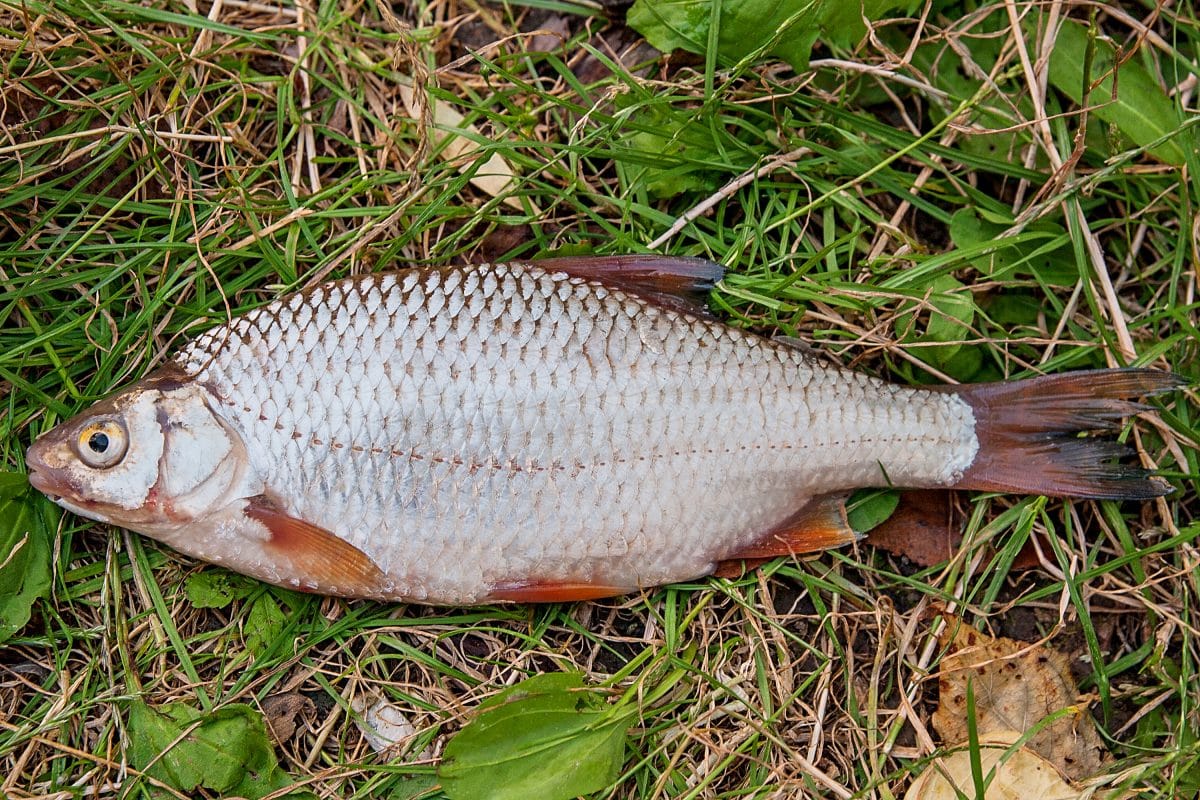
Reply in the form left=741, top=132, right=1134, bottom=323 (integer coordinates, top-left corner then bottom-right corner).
left=181, top=264, right=975, bottom=603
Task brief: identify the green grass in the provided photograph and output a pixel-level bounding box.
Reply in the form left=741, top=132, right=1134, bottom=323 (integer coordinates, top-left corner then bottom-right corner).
left=1, top=0, right=1197, bottom=797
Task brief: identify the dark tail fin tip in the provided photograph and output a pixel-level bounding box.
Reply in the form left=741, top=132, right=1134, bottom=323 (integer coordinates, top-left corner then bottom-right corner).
left=950, top=368, right=1184, bottom=500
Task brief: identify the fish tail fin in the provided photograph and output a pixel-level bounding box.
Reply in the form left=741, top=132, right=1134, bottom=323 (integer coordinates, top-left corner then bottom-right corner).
left=945, top=368, right=1185, bottom=499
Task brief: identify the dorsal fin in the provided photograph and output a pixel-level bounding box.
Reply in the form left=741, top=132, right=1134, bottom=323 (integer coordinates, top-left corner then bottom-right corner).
left=772, top=335, right=817, bottom=355
left=533, top=255, right=724, bottom=316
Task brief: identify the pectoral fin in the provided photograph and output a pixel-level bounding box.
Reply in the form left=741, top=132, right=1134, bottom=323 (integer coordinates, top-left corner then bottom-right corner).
left=242, top=496, right=389, bottom=598
left=714, top=493, right=858, bottom=577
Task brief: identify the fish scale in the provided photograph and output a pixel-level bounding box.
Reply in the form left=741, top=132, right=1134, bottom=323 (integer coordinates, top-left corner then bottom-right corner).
left=28, top=256, right=1178, bottom=605
left=168, top=262, right=976, bottom=602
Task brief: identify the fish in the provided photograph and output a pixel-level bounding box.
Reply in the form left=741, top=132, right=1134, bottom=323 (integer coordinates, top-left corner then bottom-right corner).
left=24, top=256, right=1184, bottom=604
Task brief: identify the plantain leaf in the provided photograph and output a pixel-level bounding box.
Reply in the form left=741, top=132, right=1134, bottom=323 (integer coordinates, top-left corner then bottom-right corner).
left=949, top=208, right=1077, bottom=284
left=894, top=275, right=977, bottom=372
left=627, top=0, right=918, bottom=72
left=909, top=27, right=1035, bottom=163
left=184, top=569, right=255, bottom=609
left=244, top=592, right=288, bottom=656
left=439, top=673, right=634, bottom=800
left=127, top=700, right=310, bottom=799
left=618, top=96, right=725, bottom=198
left=1048, top=20, right=1192, bottom=165
left=847, top=489, right=900, bottom=533
left=0, top=473, right=56, bottom=643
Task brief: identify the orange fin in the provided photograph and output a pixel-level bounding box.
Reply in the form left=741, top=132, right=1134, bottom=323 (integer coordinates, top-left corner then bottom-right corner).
left=245, top=496, right=388, bottom=597
left=487, top=580, right=633, bottom=603
left=533, top=255, right=723, bottom=316
left=711, top=558, right=770, bottom=579
left=716, top=494, right=858, bottom=573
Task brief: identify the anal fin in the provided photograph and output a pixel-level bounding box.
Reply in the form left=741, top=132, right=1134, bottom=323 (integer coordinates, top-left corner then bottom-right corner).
left=715, top=493, right=858, bottom=576
left=487, top=580, right=634, bottom=603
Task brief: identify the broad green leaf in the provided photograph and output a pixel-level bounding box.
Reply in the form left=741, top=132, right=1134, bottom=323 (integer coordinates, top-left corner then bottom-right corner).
left=949, top=208, right=1077, bottom=284
left=626, top=0, right=917, bottom=72
left=933, top=342, right=985, bottom=382
left=982, top=292, right=1043, bottom=327
left=391, top=773, right=441, bottom=799
left=927, top=277, right=974, bottom=340
left=895, top=275, right=977, bottom=370
left=625, top=127, right=716, bottom=198
left=847, top=489, right=900, bottom=533
left=619, top=98, right=724, bottom=198
left=477, top=672, right=589, bottom=710
left=1048, top=20, right=1192, bottom=165
left=818, top=0, right=916, bottom=47
left=245, top=592, right=288, bottom=656
left=0, top=473, right=56, bottom=644
left=439, top=672, right=634, bottom=800
left=184, top=569, right=254, bottom=609
left=127, top=700, right=308, bottom=799
left=909, top=29, right=1035, bottom=163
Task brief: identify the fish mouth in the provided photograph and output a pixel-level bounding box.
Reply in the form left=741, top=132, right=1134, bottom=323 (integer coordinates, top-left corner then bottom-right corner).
left=27, top=466, right=63, bottom=502
left=27, top=465, right=109, bottom=521
left=26, top=435, right=69, bottom=501
left=26, top=433, right=115, bottom=524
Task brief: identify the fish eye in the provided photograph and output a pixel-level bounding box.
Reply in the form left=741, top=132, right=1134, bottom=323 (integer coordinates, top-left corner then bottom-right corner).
left=75, top=420, right=129, bottom=469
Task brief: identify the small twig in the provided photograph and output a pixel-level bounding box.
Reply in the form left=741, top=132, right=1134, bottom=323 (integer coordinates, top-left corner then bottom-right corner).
left=199, top=206, right=316, bottom=251
left=291, top=0, right=321, bottom=195
left=0, top=126, right=233, bottom=157
left=218, top=0, right=299, bottom=16
left=647, top=147, right=811, bottom=250
left=808, top=58, right=950, bottom=100
left=1004, top=0, right=1137, bottom=363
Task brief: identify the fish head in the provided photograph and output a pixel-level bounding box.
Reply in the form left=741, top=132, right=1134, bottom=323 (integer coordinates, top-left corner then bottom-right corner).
left=26, top=367, right=251, bottom=535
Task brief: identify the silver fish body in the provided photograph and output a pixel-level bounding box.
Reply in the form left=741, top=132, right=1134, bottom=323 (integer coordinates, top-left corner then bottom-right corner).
left=26, top=258, right=1178, bottom=603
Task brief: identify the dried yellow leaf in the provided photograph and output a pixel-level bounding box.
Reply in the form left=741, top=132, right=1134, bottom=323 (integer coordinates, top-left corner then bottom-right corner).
left=931, top=618, right=1108, bottom=780
left=398, top=83, right=522, bottom=209
left=904, top=731, right=1083, bottom=800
